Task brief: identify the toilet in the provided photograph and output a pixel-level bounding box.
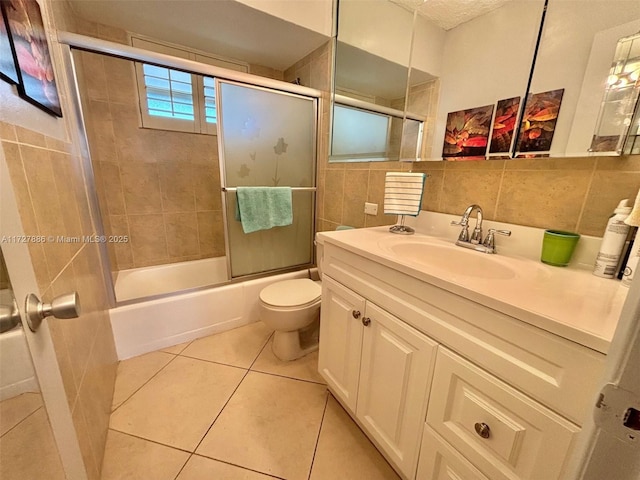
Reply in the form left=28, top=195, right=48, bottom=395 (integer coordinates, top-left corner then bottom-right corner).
left=259, top=242, right=324, bottom=361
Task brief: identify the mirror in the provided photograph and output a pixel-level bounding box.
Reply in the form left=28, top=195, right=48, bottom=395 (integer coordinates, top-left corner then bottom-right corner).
left=332, top=0, right=640, bottom=161
left=330, top=0, right=546, bottom=162
left=419, top=0, right=545, bottom=160
left=594, top=32, right=640, bottom=155
left=330, top=0, right=416, bottom=162
left=526, top=0, right=640, bottom=157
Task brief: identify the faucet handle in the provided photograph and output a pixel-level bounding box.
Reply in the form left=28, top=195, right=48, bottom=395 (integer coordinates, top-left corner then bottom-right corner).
left=482, top=229, right=512, bottom=251
left=451, top=221, right=470, bottom=242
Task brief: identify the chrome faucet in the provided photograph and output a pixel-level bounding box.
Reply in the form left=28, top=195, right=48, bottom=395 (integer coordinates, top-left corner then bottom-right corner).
left=451, top=204, right=484, bottom=244
left=451, top=204, right=511, bottom=254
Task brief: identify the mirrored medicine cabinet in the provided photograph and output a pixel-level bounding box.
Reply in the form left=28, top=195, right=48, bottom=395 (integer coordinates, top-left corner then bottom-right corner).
left=329, top=0, right=640, bottom=163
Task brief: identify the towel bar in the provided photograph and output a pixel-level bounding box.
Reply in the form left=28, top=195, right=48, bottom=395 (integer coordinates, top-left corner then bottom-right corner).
left=222, top=187, right=316, bottom=192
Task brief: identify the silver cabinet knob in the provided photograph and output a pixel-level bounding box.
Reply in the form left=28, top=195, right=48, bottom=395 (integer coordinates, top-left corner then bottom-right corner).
left=362, top=317, right=371, bottom=327
left=25, top=292, right=81, bottom=332
left=352, top=310, right=361, bottom=319
left=474, top=422, right=491, bottom=439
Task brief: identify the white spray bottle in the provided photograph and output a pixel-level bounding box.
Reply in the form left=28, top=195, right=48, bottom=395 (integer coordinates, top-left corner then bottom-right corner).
left=593, top=199, right=632, bottom=278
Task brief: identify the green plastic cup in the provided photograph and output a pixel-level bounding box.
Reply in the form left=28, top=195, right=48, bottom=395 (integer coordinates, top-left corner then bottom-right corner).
left=541, top=230, right=581, bottom=266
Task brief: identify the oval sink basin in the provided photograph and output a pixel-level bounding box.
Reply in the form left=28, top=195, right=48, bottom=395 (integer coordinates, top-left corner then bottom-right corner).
left=381, top=239, right=517, bottom=280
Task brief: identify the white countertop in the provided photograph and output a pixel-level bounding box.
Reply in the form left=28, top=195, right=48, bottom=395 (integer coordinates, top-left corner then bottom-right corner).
left=318, top=221, right=628, bottom=355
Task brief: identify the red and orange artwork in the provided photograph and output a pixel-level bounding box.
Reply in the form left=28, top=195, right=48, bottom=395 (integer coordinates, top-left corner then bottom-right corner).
left=489, top=97, right=521, bottom=154
left=516, top=89, right=564, bottom=153
left=442, top=104, right=494, bottom=160
left=2, top=0, right=61, bottom=116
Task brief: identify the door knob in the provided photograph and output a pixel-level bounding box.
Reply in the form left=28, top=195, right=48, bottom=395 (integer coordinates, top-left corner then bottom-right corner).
left=352, top=310, right=361, bottom=319
left=0, top=298, right=20, bottom=333
left=25, top=292, right=81, bottom=332
left=362, top=317, right=371, bottom=327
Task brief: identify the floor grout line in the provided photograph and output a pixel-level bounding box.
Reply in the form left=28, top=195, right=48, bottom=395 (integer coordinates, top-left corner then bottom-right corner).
left=0, top=404, right=44, bottom=439
left=110, top=353, right=180, bottom=415
left=171, top=452, right=193, bottom=480
left=191, top=452, right=287, bottom=480
left=248, top=368, right=327, bottom=386
left=307, top=391, right=331, bottom=480
left=190, top=366, right=250, bottom=454
left=190, top=332, right=274, bottom=456
left=107, top=427, right=194, bottom=454
left=106, top=326, right=339, bottom=479
left=247, top=331, right=275, bottom=370
left=175, top=353, right=255, bottom=371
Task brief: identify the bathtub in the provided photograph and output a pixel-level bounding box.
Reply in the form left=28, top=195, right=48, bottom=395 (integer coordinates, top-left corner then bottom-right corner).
left=115, top=256, right=228, bottom=302
left=109, top=267, right=311, bottom=360
left=0, top=322, right=39, bottom=401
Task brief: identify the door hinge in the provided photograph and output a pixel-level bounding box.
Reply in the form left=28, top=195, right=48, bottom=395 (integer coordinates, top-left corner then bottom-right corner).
left=593, top=383, right=640, bottom=446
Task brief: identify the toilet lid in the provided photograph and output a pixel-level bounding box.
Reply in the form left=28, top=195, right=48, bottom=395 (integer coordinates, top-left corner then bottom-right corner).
left=260, top=279, right=322, bottom=307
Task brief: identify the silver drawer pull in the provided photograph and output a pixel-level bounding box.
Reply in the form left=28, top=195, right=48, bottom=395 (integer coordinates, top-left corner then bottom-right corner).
left=474, top=422, right=491, bottom=439
left=352, top=310, right=361, bottom=319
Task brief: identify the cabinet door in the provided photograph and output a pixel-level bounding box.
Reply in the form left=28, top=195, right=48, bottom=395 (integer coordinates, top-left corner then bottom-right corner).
left=318, top=276, right=366, bottom=414
left=356, top=302, right=438, bottom=480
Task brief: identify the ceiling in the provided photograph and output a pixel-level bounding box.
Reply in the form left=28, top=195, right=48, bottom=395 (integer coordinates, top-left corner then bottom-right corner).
left=392, top=0, right=513, bottom=30
left=67, top=0, right=330, bottom=71
left=68, top=0, right=514, bottom=75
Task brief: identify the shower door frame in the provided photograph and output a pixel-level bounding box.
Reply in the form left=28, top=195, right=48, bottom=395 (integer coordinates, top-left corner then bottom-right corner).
left=216, top=79, right=319, bottom=280
left=57, top=32, right=324, bottom=303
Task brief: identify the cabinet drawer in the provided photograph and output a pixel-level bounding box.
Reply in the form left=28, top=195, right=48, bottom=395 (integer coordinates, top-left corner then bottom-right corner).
left=417, top=424, right=489, bottom=480
left=426, top=348, right=579, bottom=480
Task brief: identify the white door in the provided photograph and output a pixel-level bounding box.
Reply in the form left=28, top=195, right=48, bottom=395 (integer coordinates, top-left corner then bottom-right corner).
left=356, top=301, right=438, bottom=480
left=0, top=149, right=86, bottom=479
left=573, top=273, right=640, bottom=479
left=318, top=276, right=365, bottom=414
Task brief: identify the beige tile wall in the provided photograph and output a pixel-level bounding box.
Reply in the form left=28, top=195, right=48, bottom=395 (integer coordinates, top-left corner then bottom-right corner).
left=317, top=154, right=640, bottom=237
left=411, top=156, right=640, bottom=236
left=74, top=48, right=225, bottom=271
left=71, top=18, right=289, bottom=272
left=0, top=122, right=118, bottom=480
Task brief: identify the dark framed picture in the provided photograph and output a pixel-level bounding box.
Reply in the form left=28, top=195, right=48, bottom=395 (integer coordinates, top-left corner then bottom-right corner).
left=2, top=0, right=62, bottom=117
left=488, top=96, right=521, bottom=155
left=0, top=4, right=19, bottom=84
left=516, top=88, right=564, bottom=153
left=442, top=104, right=494, bottom=160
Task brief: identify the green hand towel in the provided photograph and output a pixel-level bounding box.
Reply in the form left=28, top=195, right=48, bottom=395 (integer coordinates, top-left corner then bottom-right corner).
left=236, top=187, right=293, bottom=234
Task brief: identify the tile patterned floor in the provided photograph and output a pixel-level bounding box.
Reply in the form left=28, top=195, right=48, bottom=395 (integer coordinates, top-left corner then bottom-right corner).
left=0, top=392, right=66, bottom=480
left=103, top=322, right=401, bottom=480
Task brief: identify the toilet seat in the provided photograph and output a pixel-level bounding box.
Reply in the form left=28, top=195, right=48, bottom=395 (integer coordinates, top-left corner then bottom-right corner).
left=259, top=279, right=321, bottom=308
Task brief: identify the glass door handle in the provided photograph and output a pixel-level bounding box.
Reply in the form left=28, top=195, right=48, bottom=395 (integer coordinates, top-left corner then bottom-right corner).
left=25, top=292, right=81, bottom=332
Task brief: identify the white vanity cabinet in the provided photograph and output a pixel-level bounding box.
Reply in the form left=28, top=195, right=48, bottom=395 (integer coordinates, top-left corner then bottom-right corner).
left=319, top=275, right=438, bottom=479
left=317, top=234, right=609, bottom=480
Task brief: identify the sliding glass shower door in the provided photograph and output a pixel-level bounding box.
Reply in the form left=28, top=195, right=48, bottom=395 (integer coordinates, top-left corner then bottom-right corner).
left=216, top=80, right=317, bottom=278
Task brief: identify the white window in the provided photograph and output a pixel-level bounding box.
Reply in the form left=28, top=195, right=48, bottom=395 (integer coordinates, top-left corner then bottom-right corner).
left=331, top=104, right=392, bottom=161
left=131, top=36, right=248, bottom=135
